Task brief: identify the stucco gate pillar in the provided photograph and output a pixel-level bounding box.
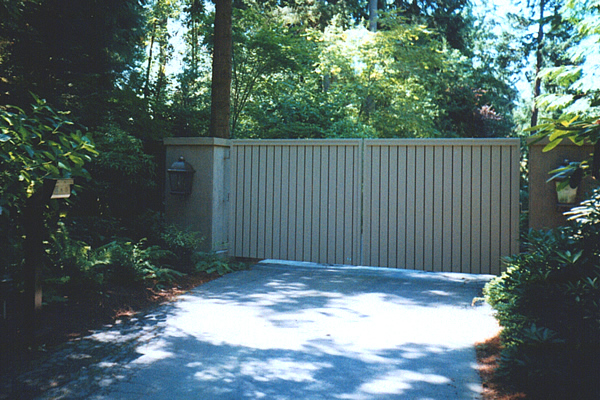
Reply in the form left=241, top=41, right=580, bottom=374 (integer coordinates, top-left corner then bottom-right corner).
left=164, top=137, right=231, bottom=253
left=528, top=138, right=596, bottom=230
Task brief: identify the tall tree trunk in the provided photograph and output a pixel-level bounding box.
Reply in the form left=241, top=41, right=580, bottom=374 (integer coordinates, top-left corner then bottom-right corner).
left=368, top=0, right=378, bottom=32
left=365, top=0, right=378, bottom=120
left=144, top=22, right=156, bottom=98
left=531, top=0, right=546, bottom=128
left=209, top=0, right=232, bottom=139
left=154, top=35, right=168, bottom=104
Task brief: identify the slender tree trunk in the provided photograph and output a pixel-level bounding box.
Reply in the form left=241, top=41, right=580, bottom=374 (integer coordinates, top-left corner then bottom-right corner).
left=531, top=0, right=546, bottom=128
left=209, top=0, right=232, bottom=139
left=155, top=35, right=168, bottom=104
left=366, top=1, right=378, bottom=120
left=144, top=22, right=156, bottom=98
left=369, top=0, right=378, bottom=32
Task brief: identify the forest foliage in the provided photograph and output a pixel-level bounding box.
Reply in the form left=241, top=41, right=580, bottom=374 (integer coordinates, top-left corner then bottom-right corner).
left=0, top=0, right=523, bottom=285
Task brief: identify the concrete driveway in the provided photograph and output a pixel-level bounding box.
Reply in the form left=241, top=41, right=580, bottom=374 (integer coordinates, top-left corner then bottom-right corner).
left=28, top=261, right=499, bottom=400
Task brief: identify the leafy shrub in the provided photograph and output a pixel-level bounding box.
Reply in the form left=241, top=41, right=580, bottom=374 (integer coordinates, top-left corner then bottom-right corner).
left=48, top=225, right=184, bottom=293
left=194, top=252, right=248, bottom=276
left=47, top=222, right=108, bottom=291
left=0, top=97, right=96, bottom=282
left=484, top=188, right=600, bottom=398
left=69, top=125, right=159, bottom=236
left=98, top=239, right=183, bottom=286
left=160, top=225, right=204, bottom=272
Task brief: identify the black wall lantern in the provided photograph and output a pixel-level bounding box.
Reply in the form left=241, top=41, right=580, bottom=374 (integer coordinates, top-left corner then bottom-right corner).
left=168, top=156, right=195, bottom=195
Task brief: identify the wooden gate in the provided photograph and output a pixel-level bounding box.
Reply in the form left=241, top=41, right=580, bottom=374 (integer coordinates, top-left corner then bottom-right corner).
left=229, top=138, right=520, bottom=275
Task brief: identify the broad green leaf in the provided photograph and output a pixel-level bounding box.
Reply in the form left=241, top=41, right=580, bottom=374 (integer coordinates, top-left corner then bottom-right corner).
left=543, top=139, right=562, bottom=152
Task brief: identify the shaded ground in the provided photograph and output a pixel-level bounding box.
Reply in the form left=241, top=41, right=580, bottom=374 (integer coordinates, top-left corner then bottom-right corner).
left=0, top=272, right=219, bottom=399
left=476, top=334, right=527, bottom=400
left=2, top=262, right=501, bottom=400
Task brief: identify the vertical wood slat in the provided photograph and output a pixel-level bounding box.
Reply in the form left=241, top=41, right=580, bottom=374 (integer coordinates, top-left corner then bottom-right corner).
left=362, top=145, right=372, bottom=266
left=397, top=146, right=407, bottom=269
left=452, top=146, right=463, bottom=272
left=242, top=146, right=253, bottom=257
left=370, top=146, right=382, bottom=266
left=490, top=146, right=502, bottom=275
left=380, top=147, right=390, bottom=267
left=230, top=139, right=519, bottom=275
left=405, top=146, right=417, bottom=270
left=423, top=146, right=435, bottom=271
left=320, top=147, right=330, bottom=263
left=355, top=144, right=362, bottom=265
left=499, top=146, right=512, bottom=270
left=461, top=147, right=472, bottom=273
left=272, top=146, right=282, bottom=260
left=480, top=146, right=492, bottom=273
left=328, top=147, right=339, bottom=263
left=264, top=146, right=274, bottom=258
left=414, top=146, right=425, bottom=270
left=230, top=144, right=240, bottom=256
left=388, top=146, right=399, bottom=269
left=510, top=146, right=521, bottom=255
left=442, top=146, right=453, bottom=272
left=432, top=146, right=444, bottom=272
left=303, top=148, right=313, bottom=262
left=311, top=146, right=321, bottom=262
left=257, top=146, right=267, bottom=258
left=470, top=146, right=482, bottom=274
left=346, top=146, right=357, bottom=265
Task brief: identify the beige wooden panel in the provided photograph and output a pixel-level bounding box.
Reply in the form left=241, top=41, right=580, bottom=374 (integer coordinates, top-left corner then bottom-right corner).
left=230, top=140, right=362, bottom=264
left=230, top=138, right=519, bottom=275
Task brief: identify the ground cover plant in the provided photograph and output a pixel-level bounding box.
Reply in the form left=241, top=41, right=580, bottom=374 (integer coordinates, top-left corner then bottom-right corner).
left=484, top=187, right=600, bottom=399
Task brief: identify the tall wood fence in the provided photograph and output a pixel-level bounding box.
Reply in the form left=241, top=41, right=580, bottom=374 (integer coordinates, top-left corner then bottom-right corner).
left=229, top=139, right=520, bottom=275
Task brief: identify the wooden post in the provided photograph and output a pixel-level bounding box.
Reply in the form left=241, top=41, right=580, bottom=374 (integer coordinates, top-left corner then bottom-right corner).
left=22, top=179, right=55, bottom=344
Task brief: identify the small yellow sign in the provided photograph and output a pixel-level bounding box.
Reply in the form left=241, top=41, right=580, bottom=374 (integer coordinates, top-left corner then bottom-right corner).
left=51, top=178, right=74, bottom=199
